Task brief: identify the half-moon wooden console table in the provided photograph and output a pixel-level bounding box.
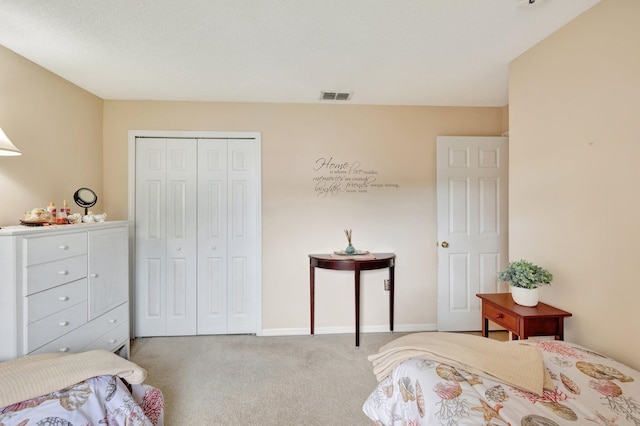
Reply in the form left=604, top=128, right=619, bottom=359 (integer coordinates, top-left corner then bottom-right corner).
left=309, top=253, right=395, bottom=347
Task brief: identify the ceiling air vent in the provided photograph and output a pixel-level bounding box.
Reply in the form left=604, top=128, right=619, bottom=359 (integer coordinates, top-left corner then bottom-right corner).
left=321, top=91, right=352, bottom=101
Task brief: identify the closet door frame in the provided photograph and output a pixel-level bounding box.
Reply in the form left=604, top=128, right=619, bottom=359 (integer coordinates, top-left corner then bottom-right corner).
left=127, top=130, right=262, bottom=337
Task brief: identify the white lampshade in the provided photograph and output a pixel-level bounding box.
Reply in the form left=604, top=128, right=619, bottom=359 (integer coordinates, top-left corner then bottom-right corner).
left=0, top=127, right=21, bottom=156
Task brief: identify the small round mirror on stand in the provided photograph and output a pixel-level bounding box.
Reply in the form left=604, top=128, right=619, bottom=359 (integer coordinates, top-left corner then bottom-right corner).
left=73, top=188, right=97, bottom=215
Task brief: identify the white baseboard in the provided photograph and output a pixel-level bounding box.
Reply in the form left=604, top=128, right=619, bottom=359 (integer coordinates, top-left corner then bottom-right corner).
left=261, top=323, right=437, bottom=337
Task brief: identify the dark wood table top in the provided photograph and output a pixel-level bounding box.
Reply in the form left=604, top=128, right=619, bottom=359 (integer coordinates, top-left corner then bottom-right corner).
left=309, top=253, right=395, bottom=261
left=309, top=253, right=395, bottom=270
left=477, top=293, right=572, bottom=318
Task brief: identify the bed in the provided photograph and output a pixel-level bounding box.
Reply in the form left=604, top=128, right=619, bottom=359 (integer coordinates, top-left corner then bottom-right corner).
left=0, top=350, right=164, bottom=426
left=363, top=332, right=640, bottom=425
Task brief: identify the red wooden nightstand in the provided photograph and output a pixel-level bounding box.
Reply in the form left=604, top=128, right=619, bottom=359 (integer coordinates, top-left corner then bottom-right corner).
left=476, top=293, right=572, bottom=340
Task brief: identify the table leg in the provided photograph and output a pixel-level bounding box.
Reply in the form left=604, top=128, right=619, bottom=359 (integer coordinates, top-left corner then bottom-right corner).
left=355, top=264, right=361, bottom=347
left=389, top=265, right=395, bottom=332
left=557, top=318, right=564, bottom=340
left=310, top=265, right=315, bottom=336
left=482, top=316, right=488, bottom=338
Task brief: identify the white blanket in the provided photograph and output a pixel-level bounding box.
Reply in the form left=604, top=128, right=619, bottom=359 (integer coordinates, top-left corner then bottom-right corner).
left=0, top=350, right=147, bottom=407
left=368, top=332, right=552, bottom=396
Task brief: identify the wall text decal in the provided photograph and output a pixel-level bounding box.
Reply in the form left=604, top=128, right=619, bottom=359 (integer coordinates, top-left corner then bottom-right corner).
left=312, top=156, right=399, bottom=198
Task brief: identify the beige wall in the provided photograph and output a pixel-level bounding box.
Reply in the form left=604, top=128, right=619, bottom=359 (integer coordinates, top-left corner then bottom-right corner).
left=0, top=45, right=103, bottom=225
left=12, top=0, right=634, bottom=361
left=509, top=0, right=640, bottom=369
left=103, top=101, right=503, bottom=333
left=0, top=37, right=505, bottom=339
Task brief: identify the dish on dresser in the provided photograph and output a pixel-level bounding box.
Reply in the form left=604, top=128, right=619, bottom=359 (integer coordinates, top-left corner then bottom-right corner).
left=334, top=250, right=370, bottom=255
left=19, top=219, right=51, bottom=226
left=0, top=350, right=164, bottom=426
left=363, top=332, right=640, bottom=425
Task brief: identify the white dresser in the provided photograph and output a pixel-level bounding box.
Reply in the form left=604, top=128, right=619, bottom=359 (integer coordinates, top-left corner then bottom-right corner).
left=0, top=221, right=130, bottom=361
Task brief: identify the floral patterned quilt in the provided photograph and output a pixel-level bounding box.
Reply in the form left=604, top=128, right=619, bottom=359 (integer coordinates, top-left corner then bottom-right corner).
left=363, top=340, right=640, bottom=425
left=0, top=375, right=164, bottom=426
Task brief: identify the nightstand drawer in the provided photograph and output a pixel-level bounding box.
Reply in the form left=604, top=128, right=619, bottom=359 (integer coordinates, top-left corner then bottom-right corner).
left=484, top=304, right=518, bottom=333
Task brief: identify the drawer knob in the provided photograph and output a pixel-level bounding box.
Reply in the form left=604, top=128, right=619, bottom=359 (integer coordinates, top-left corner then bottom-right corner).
left=59, top=347, right=70, bottom=352
left=59, top=245, right=68, bottom=250
left=59, top=296, right=69, bottom=301
left=108, top=339, right=117, bottom=344
left=90, top=273, right=98, bottom=278
left=495, top=313, right=504, bottom=319
left=59, top=321, right=69, bottom=326
left=59, top=270, right=69, bottom=276
left=109, top=319, right=117, bottom=324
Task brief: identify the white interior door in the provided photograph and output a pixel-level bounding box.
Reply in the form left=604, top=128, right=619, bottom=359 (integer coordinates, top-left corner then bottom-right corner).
left=437, top=136, right=509, bottom=331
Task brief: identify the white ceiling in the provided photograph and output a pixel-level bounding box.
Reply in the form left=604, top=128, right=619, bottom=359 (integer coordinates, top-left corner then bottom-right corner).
left=0, top=0, right=599, bottom=106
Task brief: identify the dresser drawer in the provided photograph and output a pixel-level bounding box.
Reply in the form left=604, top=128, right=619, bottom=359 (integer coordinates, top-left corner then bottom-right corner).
left=82, top=322, right=129, bottom=353
left=484, top=303, right=519, bottom=333
left=25, top=256, right=87, bottom=295
left=25, top=232, right=87, bottom=266
left=86, top=302, right=129, bottom=339
left=29, top=323, right=92, bottom=355
left=27, top=279, right=87, bottom=324
left=27, top=301, right=88, bottom=352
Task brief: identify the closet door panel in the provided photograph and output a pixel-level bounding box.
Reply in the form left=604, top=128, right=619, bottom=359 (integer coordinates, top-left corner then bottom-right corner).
left=227, top=140, right=258, bottom=333
left=165, top=140, right=197, bottom=336
left=135, top=139, right=167, bottom=337
left=197, top=140, right=229, bottom=334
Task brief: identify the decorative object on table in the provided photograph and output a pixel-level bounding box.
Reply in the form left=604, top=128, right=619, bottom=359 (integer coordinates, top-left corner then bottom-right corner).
left=496, top=259, right=553, bottom=307
left=46, top=202, right=57, bottom=223
left=333, top=249, right=370, bottom=256
left=344, top=228, right=355, bottom=254
left=82, top=212, right=107, bottom=223
left=20, top=207, right=51, bottom=225
left=74, top=187, right=98, bottom=215
left=67, top=213, right=82, bottom=224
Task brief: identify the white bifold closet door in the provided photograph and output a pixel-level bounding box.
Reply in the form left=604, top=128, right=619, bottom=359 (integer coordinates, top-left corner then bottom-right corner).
left=135, top=137, right=258, bottom=337
left=196, top=139, right=258, bottom=335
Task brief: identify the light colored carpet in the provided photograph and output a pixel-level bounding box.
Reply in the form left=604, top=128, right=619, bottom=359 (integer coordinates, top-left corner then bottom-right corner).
left=130, top=331, right=507, bottom=425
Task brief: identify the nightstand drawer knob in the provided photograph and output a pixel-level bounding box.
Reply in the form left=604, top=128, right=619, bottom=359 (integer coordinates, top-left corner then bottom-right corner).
left=495, top=313, right=504, bottom=319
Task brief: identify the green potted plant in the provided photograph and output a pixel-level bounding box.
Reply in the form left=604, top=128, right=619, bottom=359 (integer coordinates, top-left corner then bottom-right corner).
left=496, top=260, right=553, bottom=306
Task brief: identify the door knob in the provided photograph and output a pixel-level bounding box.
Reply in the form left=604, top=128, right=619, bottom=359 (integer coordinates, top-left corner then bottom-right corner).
left=441, top=241, right=449, bottom=248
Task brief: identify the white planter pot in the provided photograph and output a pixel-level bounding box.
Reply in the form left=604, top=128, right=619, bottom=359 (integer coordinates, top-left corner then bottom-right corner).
left=510, top=286, right=539, bottom=307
